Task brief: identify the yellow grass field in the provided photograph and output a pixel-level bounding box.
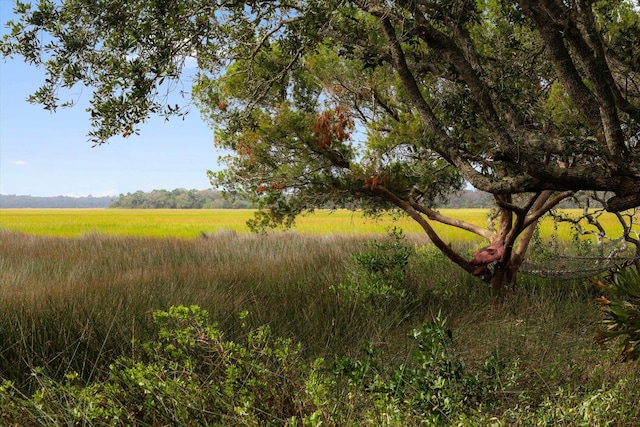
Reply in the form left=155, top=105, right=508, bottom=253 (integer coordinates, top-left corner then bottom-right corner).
left=0, top=208, right=634, bottom=242
left=0, top=208, right=428, bottom=238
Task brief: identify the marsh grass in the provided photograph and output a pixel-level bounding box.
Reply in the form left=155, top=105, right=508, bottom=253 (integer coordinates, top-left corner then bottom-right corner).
left=0, top=230, right=611, bottom=377
left=3, top=207, right=632, bottom=240
left=1, top=224, right=638, bottom=425
left=0, top=209, right=256, bottom=238
left=0, top=230, right=396, bottom=388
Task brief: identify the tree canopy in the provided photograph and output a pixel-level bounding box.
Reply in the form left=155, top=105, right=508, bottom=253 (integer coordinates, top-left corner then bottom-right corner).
left=3, top=0, right=640, bottom=290
left=109, top=188, right=255, bottom=208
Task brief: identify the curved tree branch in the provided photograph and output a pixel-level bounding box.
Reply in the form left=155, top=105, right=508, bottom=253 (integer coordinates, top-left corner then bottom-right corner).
left=400, top=0, right=515, bottom=153
left=370, top=185, right=477, bottom=273
left=408, top=199, right=497, bottom=241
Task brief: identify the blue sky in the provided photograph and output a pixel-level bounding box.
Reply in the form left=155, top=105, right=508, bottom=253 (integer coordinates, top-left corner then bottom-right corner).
left=0, top=1, right=221, bottom=197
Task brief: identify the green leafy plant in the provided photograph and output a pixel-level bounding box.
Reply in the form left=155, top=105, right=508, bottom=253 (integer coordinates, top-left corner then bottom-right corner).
left=4, top=301, right=638, bottom=425
left=329, top=312, right=519, bottom=424
left=333, top=227, right=413, bottom=302
left=0, top=306, right=313, bottom=426
left=394, top=314, right=468, bottom=423
left=594, top=267, right=640, bottom=361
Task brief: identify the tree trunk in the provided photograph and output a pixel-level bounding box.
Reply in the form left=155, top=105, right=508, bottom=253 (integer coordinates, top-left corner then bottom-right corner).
left=489, top=261, right=520, bottom=295
left=376, top=187, right=574, bottom=297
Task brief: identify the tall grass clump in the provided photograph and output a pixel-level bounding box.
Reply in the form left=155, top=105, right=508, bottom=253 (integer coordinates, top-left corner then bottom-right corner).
left=0, top=229, right=410, bottom=390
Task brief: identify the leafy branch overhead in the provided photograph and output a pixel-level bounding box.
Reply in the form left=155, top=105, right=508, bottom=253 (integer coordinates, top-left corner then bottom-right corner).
left=3, top=0, right=639, bottom=290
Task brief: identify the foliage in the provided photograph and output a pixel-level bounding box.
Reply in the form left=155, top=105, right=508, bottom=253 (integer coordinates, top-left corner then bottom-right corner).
left=3, top=303, right=640, bottom=426
left=0, top=194, right=114, bottom=208
left=0, top=189, right=494, bottom=209
left=11, top=303, right=636, bottom=426
left=328, top=312, right=523, bottom=425
left=0, top=306, right=312, bottom=426
left=489, top=378, right=640, bottom=427
left=110, top=188, right=255, bottom=209
left=3, top=0, right=640, bottom=291
left=594, top=267, right=640, bottom=361
left=333, top=227, right=413, bottom=302
left=0, top=305, right=570, bottom=426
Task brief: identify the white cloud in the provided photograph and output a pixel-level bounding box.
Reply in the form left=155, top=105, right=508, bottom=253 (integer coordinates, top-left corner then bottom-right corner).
left=10, top=160, right=28, bottom=166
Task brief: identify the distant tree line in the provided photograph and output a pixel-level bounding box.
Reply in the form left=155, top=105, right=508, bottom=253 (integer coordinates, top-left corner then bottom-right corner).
left=436, top=190, right=494, bottom=209
left=110, top=188, right=498, bottom=209
left=109, top=189, right=255, bottom=209
left=1, top=189, right=503, bottom=209
left=0, top=194, right=114, bottom=208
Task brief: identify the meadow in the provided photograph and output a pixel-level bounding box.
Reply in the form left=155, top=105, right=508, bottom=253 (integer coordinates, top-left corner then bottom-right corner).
left=0, top=208, right=639, bottom=425
left=0, top=208, right=472, bottom=238
left=0, top=207, right=632, bottom=241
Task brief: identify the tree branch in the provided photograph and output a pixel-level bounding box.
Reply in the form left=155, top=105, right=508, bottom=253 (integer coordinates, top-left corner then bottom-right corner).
left=370, top=185, right=477, bottom=273
left=522, top=190, right=575, bottom=229
left=400, top=0, right=515, bottom=153
left=408, top=199, right=497, bottom=241
left=517, top=1, right=604, bottom=138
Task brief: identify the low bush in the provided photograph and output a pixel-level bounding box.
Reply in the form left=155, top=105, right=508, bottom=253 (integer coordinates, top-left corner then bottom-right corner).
left=332, top=227, right=413, bottom=303
left=1, top=306, right=311, bottom=426
left=0, top=305, right=504, bottom=426
left=4, top=303, right=638, bottom=426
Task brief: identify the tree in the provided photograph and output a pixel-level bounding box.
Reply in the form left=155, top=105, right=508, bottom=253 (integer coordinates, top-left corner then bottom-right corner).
left=2, top=0, right=639, bottom=292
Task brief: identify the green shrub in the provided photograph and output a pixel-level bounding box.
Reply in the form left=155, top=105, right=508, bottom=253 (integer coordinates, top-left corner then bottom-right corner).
left=4, top=230, right=640, bottom=426
left=489, top=378, right=640, bottom=426
left=328, top=312, right=521, bottom=425
left=332, top=227, right=413, bottom=302
left=3, top=303, right=639, bottom=426
left=1, top=306, right=312, bottom=426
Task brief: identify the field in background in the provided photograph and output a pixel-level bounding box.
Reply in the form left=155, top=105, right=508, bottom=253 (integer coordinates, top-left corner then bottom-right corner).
left=0, top=208, right=632, bottom=242
left=0, top=208, right=469, bottom=238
